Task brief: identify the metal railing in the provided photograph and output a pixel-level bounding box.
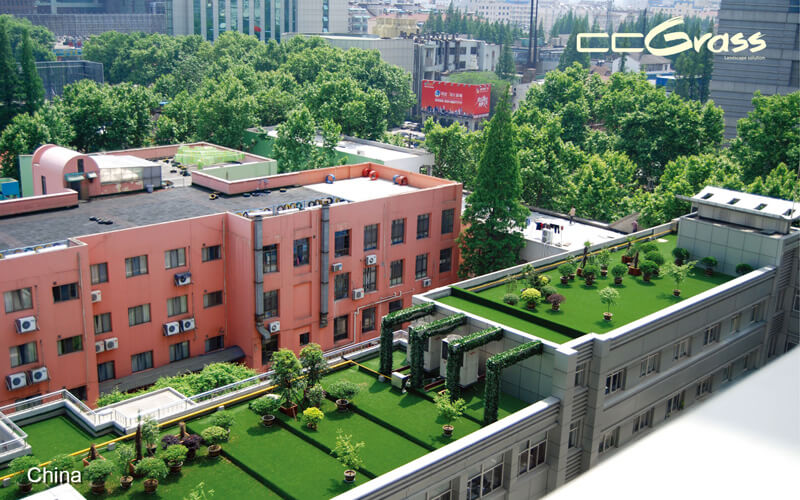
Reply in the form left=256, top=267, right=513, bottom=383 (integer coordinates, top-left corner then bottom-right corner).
left=0, top=412, right=27, bottom=457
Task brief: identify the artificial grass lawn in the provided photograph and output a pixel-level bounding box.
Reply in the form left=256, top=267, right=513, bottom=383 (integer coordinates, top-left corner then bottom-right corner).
left=426, top=380, right=529, bottom=422
left=21, top=415, right=114, bottom=458
left=357, top=349, right=408, bottom=373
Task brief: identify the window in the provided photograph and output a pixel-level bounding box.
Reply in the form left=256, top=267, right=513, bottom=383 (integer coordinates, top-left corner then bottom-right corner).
left=696, top=376, right=712, bottom=398
left=775, top=289, right=786, bottom=312
left=4, top=287, right=32, bottom=313
left=767, top=334, right=778, bottom=358
left=390, top=259, right=403, bottom=286
left=731, top=314, right=741, bottom=333
left=389, top=299, right=403, bottom=313
left=703, top=324, right=720, bottom=346
left=722, top=362, right=734, bottom=382
left=415, top=254, right=428, bottom=279
left=604, top=368, right=625, bottom=394
left=416, top=213, right=430, bottom=239
left=574, top=361, right=588, bottom=387
left=334, top=315, right=348, bottom=342
left=743, top=351, right=757, bottom=371
left=56, top=335, right=82, bottom=355
left=363, top=224, right=378, bottom=251
left=467, top=461, right=503, bottom=500
left=294, top=238, right=310, bottom=266
left=263, top=244, right=278, bottom=273
left=261, top=336, right=279, bottom=364
left=128, top=304, right=151, bottom=326
left=391, top=218, right=405, bottom=245
left=125, top=255, right=148, bottom=277
left=202, top=245, right=221, bottom=262
left=204, top=291, right=223, bottom=308
left=639, top=353, right=659, bottom=377
left=94, top=313, right=112, bottom=334
left=90, top=263, right=108, bottom=284
left=170, top=341, right=190, bottom=362
left=334, top=229, right=351, bottom=257
left=750, top=303, right=762, bottom=323
left=167, top=296, right=188, bottom=317
left=334, top=273, right=350, bottom=300
left=363, top=266, right=377, bottom=293
left=52, top=283, right=79, bottom=302
left=518, top=438, right=546, bottom=476
left=441, top=208, right=454, bottom=234
left=131, top=351, right=153, bottom=372
left=263, top=290, right=279, bottom=318
left=793, top=290, right=800, bottom=312
left=439, top=248, right=453, bottom=273
left=665, top=391, right=684, bottom=418
left=205, top=335, right=224, bottom=352
left=430, top=491, right=452, bottom=500
left=673, top=338, right=690, bottom=360
left=568, top=419, right=582, bottom=449
left=362, top=307, right=376, bottom=333
left=97, top=361, right=115, bottom=382
left=598, top=427, right=619, bottom=454
left=41, top=175, right=46, bottom=194
left=632, top=408, right=654, bottom=433
left=164, top=248, right=186, bottom=269
left=10, top=342, right=38, bottom=367
left=299, top=333, right=310, bottom=346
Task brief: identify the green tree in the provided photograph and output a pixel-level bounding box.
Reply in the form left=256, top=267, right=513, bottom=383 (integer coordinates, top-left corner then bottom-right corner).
left=311, top=118, right=341, bottom=169
left=422, top=119, right=480, bottom=189
left=748, top=163, right=799, bottom=201
left=0, top=20, right=18, bottom=126
left=273, top=105, right=316, bottom=173
left=496, top=44, right=515, bottom=80
left=568, top=151, right=637, bottom=222
left=458, top=94, right=527, bottom=277
left=0, top=15, right=55, bottom=62
left=0, top=103, right=74, bottom=178
left=194, top=76, right=257, bottom=149
left=558, top=16, right=590, bottom=70
left=19, top=30, right=43, bottom=114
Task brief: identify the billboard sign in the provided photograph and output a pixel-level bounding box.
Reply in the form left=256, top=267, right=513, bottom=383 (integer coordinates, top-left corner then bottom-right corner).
left=421, top=80, right=491, bottom=118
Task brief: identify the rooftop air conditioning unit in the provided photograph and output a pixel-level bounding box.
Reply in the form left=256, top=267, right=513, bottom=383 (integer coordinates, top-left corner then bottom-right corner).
left=180, top=318, right=196, bottom=332
left=422, top=278, right=432, bottom=287
left=352, top=288, right=365, bottom=300
left=174, top=272, right=192, bottom=286
left=269, top=321, right=280, bottom=333
left=163, top=321, right=181, bottom=336
left=15, top=316, right=37, bottom=334
left=29, top=367, right=48, bottom=383
left=5, top=373, right=28, bottom=391
left=104, top=337, right=119, bottom=350
left=331, top=263, right=343, bottom=272
left=91, top=290, right=102, bottom=303
left=366, top=254, right=377, bottom=266
left=95, top=341, right=105, bottom=353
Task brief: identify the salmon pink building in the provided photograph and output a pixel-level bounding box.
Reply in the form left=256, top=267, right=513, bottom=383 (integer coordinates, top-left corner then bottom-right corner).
left=0, top=143, right=462, bottom=407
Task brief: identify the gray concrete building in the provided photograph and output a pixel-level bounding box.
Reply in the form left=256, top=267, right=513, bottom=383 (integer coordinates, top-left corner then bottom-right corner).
left=709, top=0, right=800, bottom=137
left=35, top=60, right=104, bottom=99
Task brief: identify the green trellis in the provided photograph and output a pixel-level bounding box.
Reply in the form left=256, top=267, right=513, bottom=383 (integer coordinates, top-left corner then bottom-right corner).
left=484, top=341, right=543, bottom=425
left=379, top=303, right=436, bottom=375
left=445, top=327, right=503, bottom=399
left=409, top=314, right=467, bottom=389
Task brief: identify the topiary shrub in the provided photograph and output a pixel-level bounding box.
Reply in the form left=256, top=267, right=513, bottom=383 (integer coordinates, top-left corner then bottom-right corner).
left=135, top=457, right=168, bottom=481
left=557, top=263, right=575, bottom=278
left=546, top=293, right=565, bottom=311
left=161, top=444, right=187, bottom=465
left=639, top=242, right=658, bottom=254
left=249, top=395, right=282, bottom=416
left=502, top=293, right=519, bottom=305
left=640, top=260, right=659, bottom=278
left=307, top=384, right=325, bottom=408
left=540, top=285, right=557, bottom=298
left=645, top=251, right=665, bottom=266
left=520, top=288, right=542, bottom=308
left=84, top=458, right=114, bottom=484
left=672, top=247, right=690, bottom=263
left=302, top=407, right=325, bottom=429
left=611, top=264, right=628, bottom=278
left=326, top=380, right=361, bottom=401
left=210, top=410, right=235, bottom=430
left=736, top=263, right=753, bottom=275
left=201, top=426, right=228, bottom=446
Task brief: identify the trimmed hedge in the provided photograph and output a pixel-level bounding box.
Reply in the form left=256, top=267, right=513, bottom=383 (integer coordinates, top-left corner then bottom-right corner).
left=379, top=303, right=436, bottom=375
left=409, top=314, right=467, bottom=388
left=484, top=341, right=543, bottom=425
left=445, top=327, right=503, bottom=398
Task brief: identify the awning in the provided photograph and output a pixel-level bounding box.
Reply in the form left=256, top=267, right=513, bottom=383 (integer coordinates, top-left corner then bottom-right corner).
left=86, top=172, right=98, bottom=179
left=98, top=345, right=245, bottom=394
left=64, top=173, right=85, bottom=182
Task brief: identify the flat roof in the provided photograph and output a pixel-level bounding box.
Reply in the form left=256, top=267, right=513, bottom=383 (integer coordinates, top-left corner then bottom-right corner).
left=522, top=210, right=622, bottom=251
left=90, top=154, right=160, bottom=169
left=307, top=177, right=418, bottom=202
left=685, top=186, right=800, bottom=220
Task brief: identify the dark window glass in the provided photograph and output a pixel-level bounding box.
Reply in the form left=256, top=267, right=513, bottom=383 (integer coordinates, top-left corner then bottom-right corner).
left=439, top=248, right=453, bottom=273
left=125, top=255, right=148, bottom=277
left=335, top=273, right=350, bottom=300
left=362, top=307, right=376, bottom=333
left=202, top=245, right=222, bottom=262
left=261, top=335, right=279, bottom=364
left=131, top=351, right=153, bottom=372
left=299, top=333, right=310, bottom=345
left=169, top=341, right=190, bottom=362
left=442, top=208, right=455, bottom=234
left=57, top=336, right=83, bottom=355
left=391, top=219, right=405, bottom=245
left=204, top=291, right=223, bottom=308
left=363, top=224, right=378, bottom=251
left=167, top=295, right=188, bottom=317
left=390, top=259, right=403, bottom=286
left=97, top=361, right=115, bottom=382
left=334, top=230, right=351, bottom=257
left=264, top=244, right=278, bottom=272
left=294, top=238, right=310, bottom=267
left=128, top=304, right=151, bottom=326
left=94, top=313, right=112, bottom=334
left=10, top=342, right=37, bottom=367
left=164, top=248, right=186, bottom=269
left=263, top=290, right=279, bottom=318
left=4, top=288, right=32, bottom=313
left=205, top=335, right=224, bottom=352
left=417, top=213, right=430, bottom=239
left=91, top=263, right=108, bottom=284
left=334, top=315, right=348, bottom=341
left=389, top=299, right=403, bottom=313
left=415, top=254, right=428, bottom=279
left=363, top=266, right=377, bottom=292
left=52, top=283, right=79, bottom=302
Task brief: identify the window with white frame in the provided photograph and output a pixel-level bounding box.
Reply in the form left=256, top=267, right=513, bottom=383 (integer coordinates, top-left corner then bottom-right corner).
left=730, top=313, right=741, bottom=333
left=598, top=427, right=619, bottom=454
left=164, top=248, right=186, bottom=269
left=696, top=376, right=712, bottom=398
left=568, top=419, right=582, bottom=449
left=574, top=361, right=589, bottom=387
left=673, top=338, right=690, bottom=360
left=632, top=407, right=654, bottom=434
left=665, top=391, right=684, bottom=418
left=639, top=353, right=659, bottom=377
left=518, top=438, right=546, bottom=476
left=703, top=323, right=720, bottom=346
left=466, top=460, right=503, bottom=500
left=605, top=368, right=626, bottom=394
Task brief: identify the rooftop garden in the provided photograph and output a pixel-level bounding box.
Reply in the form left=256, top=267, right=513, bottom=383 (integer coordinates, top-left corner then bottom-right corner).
left=437, top=234, right=733, bottom=343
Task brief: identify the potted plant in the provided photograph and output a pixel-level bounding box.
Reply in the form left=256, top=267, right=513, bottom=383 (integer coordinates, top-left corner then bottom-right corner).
left=302, top=407, right=325, bottom=430
left=180, top=434, right=202, bottom=460
left=521, top=288, right=542, bottom=309
left=597, top=249, right=611, bottom=275
left=540, top=285, right=557, bottom=299
left=557, top=263, right=574, bottom=284
left=599, top=286, right=619, bottom=321
left=664, top=261, right=696, bottom=296
left=433, top=390, right=467, bottom=437
left=141, top=416, right=160, bottom=456
left=135, top=456, right=168, bottom=494
left=85, top=456, right=115, bottom=494
left=161, top=435, right=180, bottom=450
left=645, top=251, right=665, bottom=275
left=327, top=380, right=361, bottom=411
left=162, top=444, right=188, bottom=474
left=502, top=293, right=519, bottom=305
left=115, top=443, right=135, bottom=489
left=307, top=384, right=325, bottom=408
left=201, top=426, right=228, bottom=458
left=10, top=455, right=39, bottom=494
left=672, top=247, right=689, bottom=265
left=249, top=394, right=282, bottom=426
left=48, top=454, right=74, bottom=485
left=622, top=239, right=637, bottom=263
left=639, top=242, right=658, bottom=255
left=582, top=265, right=599, bottom=286
left=299, top=343, right=327, bottom=388
left=547, top=293, right=566, bottom=311
left=331, top=429, right=365, bottom=483
left=639, top=260, right=659, bottom=282
left=701, top=256, right=717, bottom=276
left=736, top=263, right=753, bottom=275
left=271, top=349, right=306, bottom=418
left=211, top=409, right=235, bottom=438
left=82, top=443, right=104, bottom=466
left=611, top=264, right=627, bottom=285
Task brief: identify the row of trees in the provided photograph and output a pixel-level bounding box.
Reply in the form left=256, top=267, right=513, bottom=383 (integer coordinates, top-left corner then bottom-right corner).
left=0, top=17, right=46, bottom=128
left=422, top=4, right=522, bottom=46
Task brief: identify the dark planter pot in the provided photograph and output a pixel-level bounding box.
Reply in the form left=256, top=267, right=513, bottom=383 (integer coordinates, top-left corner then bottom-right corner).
left=19, top=482, right=32, bottom=494
left=643, top=274, right=651, bottom=282
left=576, top=268, right=583, bottom=277
left=169, top=461, right=183, bottom=474
left=525, top=302, right=537, bottom=310
left=705, top=268, right=714, bottom=276
left=551, top=303, right=560, bottom=311
left=185, top=448, right=197, bottom=460
left=622, top=255, right=633, bottom=264
left=144, top=479, right=158, bottom=494
left=614, top=277, right=623, bottom=285
left=673, top=289, right=681, bottom=297
left=628, top=267, right=642, bottom=276
left=442, top=424, right=454, bottom=437
left=91, top=480, right=106, bottom=495
left=279, top=403, right=298, bottom=419
left=560, top=276, right=568, bottom=285
left=120, top=476, right=134, bottom=489
left=344, top=470, right=357, bottom=483
left=601, top=269, right=608, bottom=277
left=603, top=312, right=613, bottom=321
left=146, top=445, right=157, bottom=457
left=306, top=422, right=317, bottom=430
left=208, top=444, right=222, bottom=458
left=584, top=278, right=594, bottom=286
left=568, top=274, right=576, bottom=281
left=674, top=258, right=684, bottom=266
left=262, top=414, right=276, bottom=427
left=336, top=399, right=350, bottom=412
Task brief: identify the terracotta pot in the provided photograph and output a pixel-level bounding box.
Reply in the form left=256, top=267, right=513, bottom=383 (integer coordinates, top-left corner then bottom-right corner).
left=208, top=444, right=222, bottom=458
left=705, top=268, right=714, bottom=276
left=622, top=255, right=632, bottom=264
left=551, top=303, right=560, bottom=311
left=120, top=476, right=133, bottom=489
left=336, top=399, right=349, bottom=412
left=169, top=461, right=183, bottom=474
left=628, top=267, right=641, bottom=276
left=91, top=480, right=106, bottom=495
left=525, top=302, right=536, bottom=310
left=603, top=312, right=613, bottom=321
left=442, top=424, right=454, bottom=437
left=568, top=274, right=575, bottom=281
left=601, top=269, right=608, bottom=277
left=673, top=289, right=681, bottom=297
left=560, top=276, right=568, bottom=284
left=262, top=414, right=276, bottom=427
left=614, top=277, right=623, bottom=285
left=279, top=403, right=298, bottom=419
left=344, top=470, right=357, bottom=483
left=576, top=268, right=583, bottom=277
left=19, top=482, right=32, bottom=494
left=306, top=422, right=317, bottom=430
left=144, top=478, right=158, bottom=494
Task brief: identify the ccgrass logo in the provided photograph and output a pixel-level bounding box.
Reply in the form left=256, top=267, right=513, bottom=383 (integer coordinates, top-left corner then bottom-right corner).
left=577, top=17, right=766, bottom=56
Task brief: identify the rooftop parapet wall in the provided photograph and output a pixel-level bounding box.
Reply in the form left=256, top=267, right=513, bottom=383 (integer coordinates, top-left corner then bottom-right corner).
left=0, top=190, right=78, bottom=218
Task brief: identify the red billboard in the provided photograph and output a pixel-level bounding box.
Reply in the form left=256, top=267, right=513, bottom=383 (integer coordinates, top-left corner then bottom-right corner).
left=421, top=80, right=491, bottom=118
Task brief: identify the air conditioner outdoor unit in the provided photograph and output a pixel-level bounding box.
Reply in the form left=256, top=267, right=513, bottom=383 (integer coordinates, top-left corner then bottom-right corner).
left=104, top=337, right=119, bottom=350
left=95, top=341, right=105, bottom=353
left=352, top=288, right=365, bottom=300
left=331, top=263, right=343, bottom=272
left=269, top=321, right=280, bottom=333
left=422, top=278, right=432, bottom=287
left=180, top=318, right=196, bottom=332
left=174, top=272, right=192, bottom=286
left=91, top=290, right=102, bottom=303
left=29, top=367, right=48, bottom=383
left=163, top=321, right=181, bottom=336
left=5, top=373, right=28, bottom=391
left=15, top=316, right=37, bottom=334
left=366, top=254, right=378, bottom=266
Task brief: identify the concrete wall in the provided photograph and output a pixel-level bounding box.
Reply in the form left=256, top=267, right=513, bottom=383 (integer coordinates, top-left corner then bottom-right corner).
left=0, top=191, right=78, bottom=218
left=201, top=161, right=279, bottom=181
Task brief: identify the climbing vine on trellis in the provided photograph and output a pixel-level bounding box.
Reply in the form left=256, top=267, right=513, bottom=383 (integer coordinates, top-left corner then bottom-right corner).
left=484, top=341, right=543, bottom=425
left=409, top=314, right=467, bottom=388
left=379, top=303, right=436, bottom=375
left=445, top=327, right=503, bottom=399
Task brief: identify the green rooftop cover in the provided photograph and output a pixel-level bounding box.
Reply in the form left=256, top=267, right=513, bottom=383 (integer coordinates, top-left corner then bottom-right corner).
left=174, top=145, right=245, bottom=168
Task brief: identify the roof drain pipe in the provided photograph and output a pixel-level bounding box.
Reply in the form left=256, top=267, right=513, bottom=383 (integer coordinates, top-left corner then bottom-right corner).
left=320, top=203, right=330, bottom=328
left=253, top=215, right=271, bottom=340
